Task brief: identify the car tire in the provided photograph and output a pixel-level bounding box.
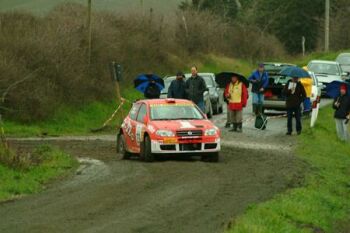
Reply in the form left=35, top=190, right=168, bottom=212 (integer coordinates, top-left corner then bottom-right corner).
left=201, top=152, right=219, bottom=163
left=116, top=134, right=131, bottom=160
left=141, top=136, right=155, bottom=162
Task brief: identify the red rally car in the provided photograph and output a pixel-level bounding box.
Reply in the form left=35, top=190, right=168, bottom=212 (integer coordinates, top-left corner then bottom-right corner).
left=117, top=98, right=221, bottom=162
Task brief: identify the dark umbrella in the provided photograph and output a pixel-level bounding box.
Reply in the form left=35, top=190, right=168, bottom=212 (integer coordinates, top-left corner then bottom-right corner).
left=134, top=74, right=164, bottom=93
left=280, top=66, right=310, bottom=78
left=215, top=72, right=249, bottom=89
left=326, top=81, right=350, bottom=98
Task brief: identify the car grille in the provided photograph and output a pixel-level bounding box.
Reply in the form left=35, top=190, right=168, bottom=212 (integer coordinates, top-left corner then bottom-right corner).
left=176, top=130, right=203, bottom=137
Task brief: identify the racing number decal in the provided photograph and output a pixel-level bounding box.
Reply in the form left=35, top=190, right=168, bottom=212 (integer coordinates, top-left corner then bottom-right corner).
left=180, top=121, right=194, bottom=129
left=135, top=124, right=143, bottom=145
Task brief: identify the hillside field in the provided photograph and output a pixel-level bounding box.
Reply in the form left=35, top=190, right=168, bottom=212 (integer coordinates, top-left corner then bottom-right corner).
left=0, top=0, right=183, bottom=14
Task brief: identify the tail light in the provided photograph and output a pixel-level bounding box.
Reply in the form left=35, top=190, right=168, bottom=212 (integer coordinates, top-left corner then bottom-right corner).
left=264, top=90, right=273, bottom=98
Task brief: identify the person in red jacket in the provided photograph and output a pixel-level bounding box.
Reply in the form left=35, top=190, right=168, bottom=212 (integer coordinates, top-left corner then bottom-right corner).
left=224, top=75, right=248, bottom=132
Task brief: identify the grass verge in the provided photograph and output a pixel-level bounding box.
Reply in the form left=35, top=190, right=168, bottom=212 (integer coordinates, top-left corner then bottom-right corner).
left=226, top=106, right=350, bottom=233
left=0, top=144, right=78, bottom=202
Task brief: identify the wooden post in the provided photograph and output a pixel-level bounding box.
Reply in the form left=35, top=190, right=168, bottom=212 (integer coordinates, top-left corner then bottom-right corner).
left=325, top=0, right=330, bottom=52
left=302, top=36, right=306, bottom=56
left=87, top=0, right=92, bottom=66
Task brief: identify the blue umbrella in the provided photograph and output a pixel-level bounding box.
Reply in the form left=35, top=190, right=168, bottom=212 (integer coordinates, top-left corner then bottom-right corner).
left=134, top=74, right=165, bottom=93
left=280, top=66, right=310, bottom=78
left=326, top=81, right=350, bottom=98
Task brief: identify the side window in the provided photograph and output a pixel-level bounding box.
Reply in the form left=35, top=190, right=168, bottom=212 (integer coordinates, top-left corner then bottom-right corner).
left=129, top=103, right=140, bottom=121
left=136, top=104, right=147, bottom=123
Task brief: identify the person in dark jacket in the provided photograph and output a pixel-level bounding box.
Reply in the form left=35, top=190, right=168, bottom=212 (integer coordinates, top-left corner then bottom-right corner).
left=333, top=84, right=350, bottom=141
left=283, top=77, right=306, bottom=135
left=186, top=66, right=207, bottom=112
left=248, top=64, right=269, bottom=115
left=144, top=80, right=160, bottom=99
left=167, top=72, right=187, bottom=99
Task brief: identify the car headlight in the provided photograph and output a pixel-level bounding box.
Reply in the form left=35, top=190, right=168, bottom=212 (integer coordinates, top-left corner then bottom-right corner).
left=156, top=130, right=175, bottom=137
left=205, top=128, right=217, bottom=136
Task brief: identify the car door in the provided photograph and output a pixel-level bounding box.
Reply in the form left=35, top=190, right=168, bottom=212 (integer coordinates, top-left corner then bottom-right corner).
left=134, top=103, right=148, bottom=151
left=124, top=103, right=141, bottom=152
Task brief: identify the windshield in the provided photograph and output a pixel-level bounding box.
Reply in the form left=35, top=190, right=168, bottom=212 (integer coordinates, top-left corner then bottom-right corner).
left=150, top=104, right=204, bottom=120
left=202, top=75, right=215, bottom=87
left=308, top=63, right=340, bottom=75
left=337, top=55, right=350, bottom=65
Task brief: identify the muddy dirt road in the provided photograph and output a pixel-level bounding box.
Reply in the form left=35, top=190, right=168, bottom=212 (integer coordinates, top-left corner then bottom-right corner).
left=1, top=99, right=329, bottom=233
left=0, top=137, right=304, bottom=233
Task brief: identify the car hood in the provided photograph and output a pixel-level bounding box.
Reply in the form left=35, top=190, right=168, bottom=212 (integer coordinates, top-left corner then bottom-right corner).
left=149, top=119, right=216, bottom=131
left=315, top=74, right=342, bottom=84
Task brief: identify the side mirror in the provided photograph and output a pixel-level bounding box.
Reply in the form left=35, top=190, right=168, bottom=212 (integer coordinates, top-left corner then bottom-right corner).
left=143, top=116, right=149, bottom=125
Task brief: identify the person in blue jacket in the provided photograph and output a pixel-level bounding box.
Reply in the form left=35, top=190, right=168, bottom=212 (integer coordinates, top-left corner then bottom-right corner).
left=248, top=63, right=269, bottom=115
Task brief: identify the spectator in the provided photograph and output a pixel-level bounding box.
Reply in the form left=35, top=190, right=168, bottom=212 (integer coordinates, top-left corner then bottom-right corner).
left=333, top=84, right=350, bottom=141
left=186, top=66, right=207, bottom=112
left=283, top=77, right=306, bottom=135
left=248, top=64, right=269, bottom=115
left=224, top=75, right=248, bottom=132
left=168, top=72, right=187, bottom=99
left=144, top=80, right=161, bottom=99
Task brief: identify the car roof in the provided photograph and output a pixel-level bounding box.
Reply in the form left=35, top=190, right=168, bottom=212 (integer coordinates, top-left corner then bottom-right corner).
left=337, top=53, right=350, bottom=57
left=308, top=60, right=339, bottom=65
left=263, top=62, right=296, bottom=67
left=136, top=98, right=194, bottom=105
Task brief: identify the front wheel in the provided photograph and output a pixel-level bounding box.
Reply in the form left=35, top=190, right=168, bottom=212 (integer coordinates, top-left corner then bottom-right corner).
left=117, top=134, right=131, bottom=160
left=201, top=152, right=219, bottom=162
left=140, top=136, right=155, bottom=162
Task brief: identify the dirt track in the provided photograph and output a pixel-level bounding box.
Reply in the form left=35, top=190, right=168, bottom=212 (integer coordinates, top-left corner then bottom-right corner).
left=0, top=136, right=305, bottom=233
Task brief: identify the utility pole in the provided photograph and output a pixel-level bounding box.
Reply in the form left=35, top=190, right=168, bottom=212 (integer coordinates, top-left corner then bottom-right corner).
left=87, top=0, right=92, bottom=66
left=325, top=0, right=330, bottom=52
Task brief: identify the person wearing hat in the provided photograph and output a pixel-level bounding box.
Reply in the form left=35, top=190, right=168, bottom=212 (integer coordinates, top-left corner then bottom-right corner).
left=168, top=71, right=187, bottom=99
left=283, top=76, right=307, bottom=135
left=333, top=83, right=350, bottom=141
left=248, top=64, right=269, bottom=115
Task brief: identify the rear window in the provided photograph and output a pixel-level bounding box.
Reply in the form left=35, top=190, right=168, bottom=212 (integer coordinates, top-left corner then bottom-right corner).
left=150, top=104, right=204, bottom=120
left=202, top=75, right=215, bottom=87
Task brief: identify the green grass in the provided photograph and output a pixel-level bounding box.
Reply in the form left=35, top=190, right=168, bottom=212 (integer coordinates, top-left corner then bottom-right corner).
left=0, top=145, right=78, bottom=201
left=196, top=54, right=255, bottom=77
left=226, top=107, right=350, bottom=233
left=290, top=51, right=349, bottom=67
left=0, top=0, right=183, bottom=14
left=3, top=88, right=142, bottom=137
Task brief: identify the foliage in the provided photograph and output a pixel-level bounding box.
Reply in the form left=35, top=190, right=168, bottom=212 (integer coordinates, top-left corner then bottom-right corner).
left=0, top=144, right=78, bottom=201
left=226, top=107, right=350, bottom=233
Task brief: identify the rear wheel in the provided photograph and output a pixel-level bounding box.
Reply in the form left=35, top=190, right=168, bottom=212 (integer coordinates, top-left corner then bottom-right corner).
left=201, top=152, right=219, bottom=163
left=116, top=134, right=131, bottom=160
left=140, top=136, right=155, bottom=162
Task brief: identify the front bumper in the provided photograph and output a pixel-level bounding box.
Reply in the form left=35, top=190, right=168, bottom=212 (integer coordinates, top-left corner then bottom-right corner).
left=151, top=138, right=221, bottom=154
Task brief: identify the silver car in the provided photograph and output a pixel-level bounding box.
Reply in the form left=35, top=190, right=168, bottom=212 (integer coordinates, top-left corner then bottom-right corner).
left=160, top=76, right=213, bottom=118
left=307, top=60, right=347, bottom=94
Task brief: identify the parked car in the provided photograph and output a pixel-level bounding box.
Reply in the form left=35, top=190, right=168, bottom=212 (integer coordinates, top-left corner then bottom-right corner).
left=307, top=60, right=347, bottom=94
left=262, top=63, right=296, bottom=111
left=185, top=73, right=224, bottom=115
left=263, top=65, right=321, bottom=111
left=336, top=53, right=350, bottom=75
left=117, top=98, right=221, bottom=162
left=160, top=75, right=214, bottom=118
